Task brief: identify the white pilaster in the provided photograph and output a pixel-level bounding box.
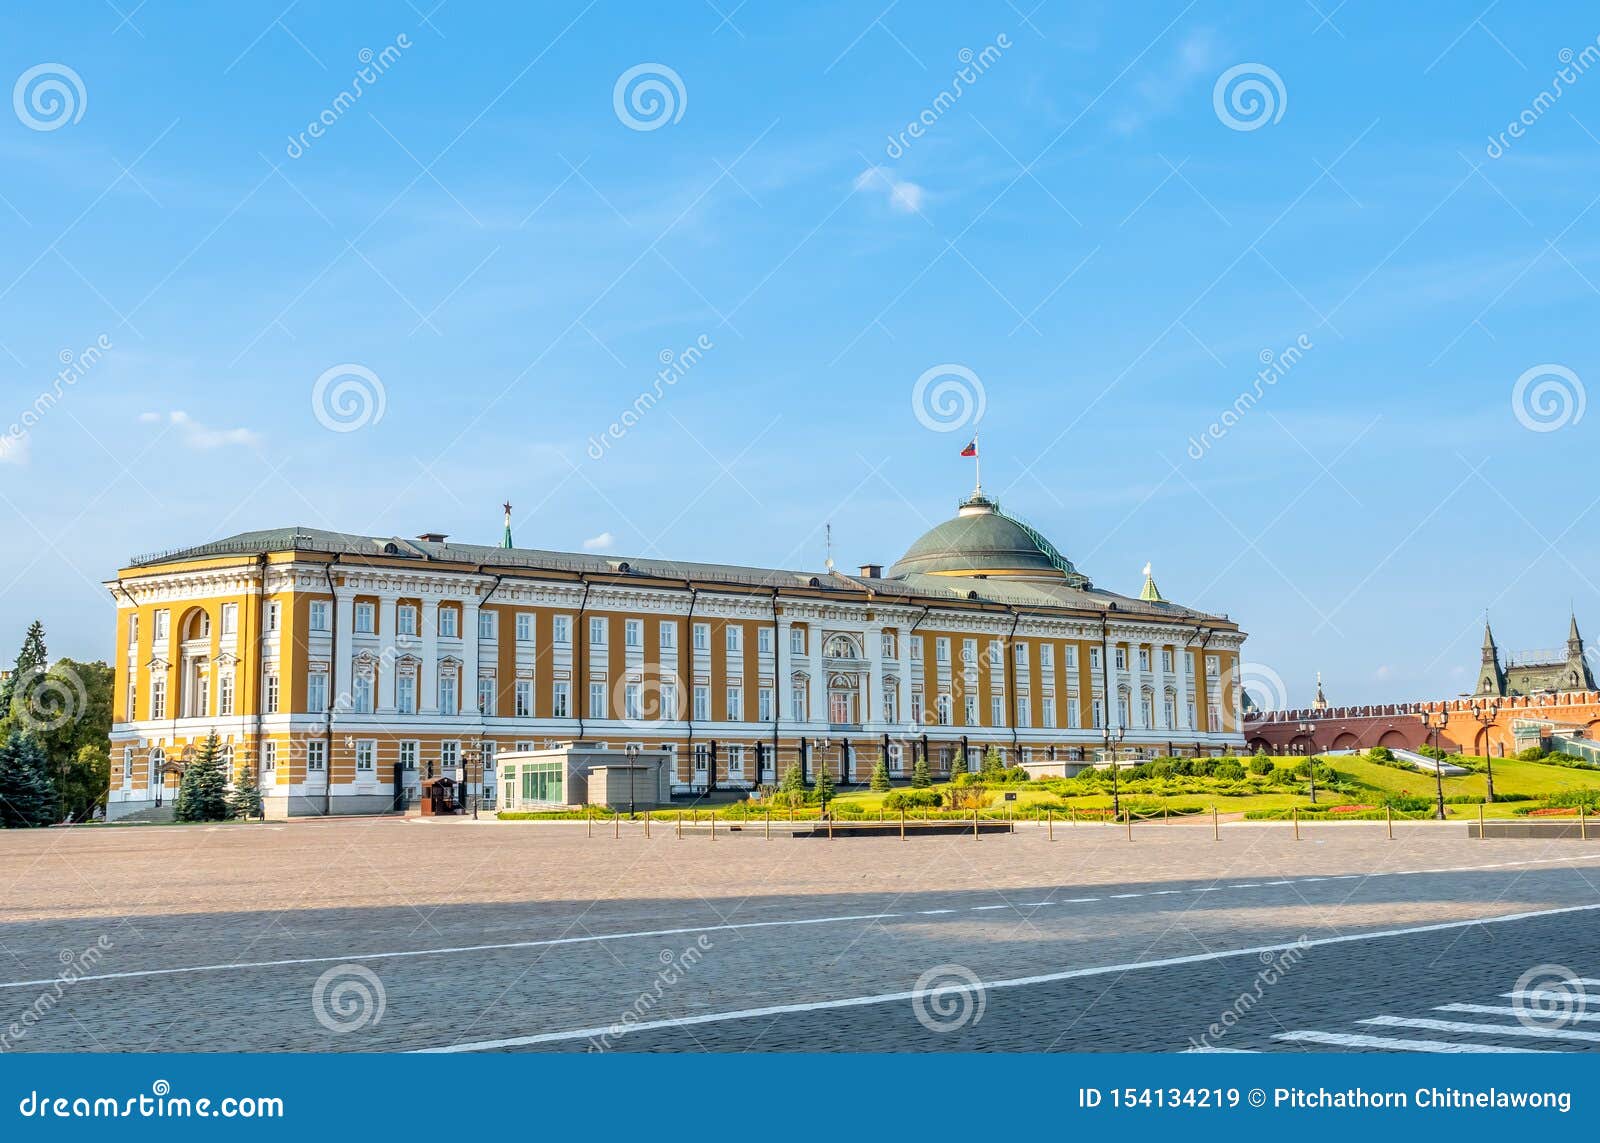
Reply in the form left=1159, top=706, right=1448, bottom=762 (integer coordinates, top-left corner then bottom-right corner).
left=420, top=599, right=439, bottom=715
left=378, top=594, right=399, bottom=713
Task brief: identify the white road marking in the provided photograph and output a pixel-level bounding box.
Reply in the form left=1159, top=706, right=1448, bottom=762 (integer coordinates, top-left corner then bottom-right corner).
left=6, top=853, right=1596, bottom=993
left=1360, top=1015, right=1600, bottom=1043
left=1275, top=1030, right=1539, bottom=1053
left=1182, top=1046, right=1257, bottom=1053
left=1109, top=894, right=1143, bottom=899
left=413, top=901, right=1600, bottom=1052
left=1439, top=1004, right=1600, bottom=1023
left=973, top=905, right=1009, bottom=911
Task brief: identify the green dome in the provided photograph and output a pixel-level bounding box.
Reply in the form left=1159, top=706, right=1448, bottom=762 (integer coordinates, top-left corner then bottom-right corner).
left=887, top=493, right=1087, bottom=583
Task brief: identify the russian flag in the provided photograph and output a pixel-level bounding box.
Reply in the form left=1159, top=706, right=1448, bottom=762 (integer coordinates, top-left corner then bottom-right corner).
left=960, top=438, right=977, bottom=457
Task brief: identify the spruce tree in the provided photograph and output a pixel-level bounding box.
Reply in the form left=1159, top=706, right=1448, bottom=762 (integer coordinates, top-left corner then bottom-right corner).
left=911, top=751, right=932, bottom=789
left=779, top=761, right=805, bottom=796
left=811, top=758, right=835, bottom=807
left=870, top=757, right=891, bottom=792
left=227, top=751, right=264, bottom=820
left=174, top=733, right=230, bottom=822
left=0, top=620, right=48, bottom=719
left=0, top=731, right=57, bottom=827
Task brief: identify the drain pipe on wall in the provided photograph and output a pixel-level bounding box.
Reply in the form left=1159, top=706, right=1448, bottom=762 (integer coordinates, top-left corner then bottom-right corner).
left=321, top=556, right=342, bottom=817
left=770, top=587, right=781, bottom=784
left=574, top=574, right=593, bottom=740
left=682, top=583, right=700, bottom=794
left=1004, top=607, right=1023, bottom=757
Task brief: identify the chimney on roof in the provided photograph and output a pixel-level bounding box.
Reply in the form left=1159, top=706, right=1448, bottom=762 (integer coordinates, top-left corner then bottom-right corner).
left=417, top=532, right=448, bottom=543
left=858, top=563, right=883, bottom=579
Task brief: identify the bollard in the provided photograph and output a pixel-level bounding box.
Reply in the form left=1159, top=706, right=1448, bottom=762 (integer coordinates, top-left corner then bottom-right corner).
left=710, top=812, right=715, bottom=841
left=827, top=812, right=834, bottom=840
left=900, top=808, right=906, bottom=841
left=1479, top=802, right=1486, bottom=841
left=765, top=809, right=771, bottom=840
left=1386, top=804, right=1393, bottom=840
left=1125, top=811, right=1132, bottom=842
left=1293, top=806, right=1300, bottom=841
left=973, top=808, right=979, bottom=841
left=677, top=811, right=683, bottom=840
left=644, top=812, right=650, bottom=840
left=1582, top=805, right=1588, bottom=841
left=1212, top=805, right=1219, bottom=842
left=587, top=811, right=592, bottom=839
left=614, top=813, right=619, bottom=839
left=1048, top=809, right=1054, bottom=842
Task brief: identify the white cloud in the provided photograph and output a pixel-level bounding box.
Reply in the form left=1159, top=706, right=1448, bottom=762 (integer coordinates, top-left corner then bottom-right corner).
left=1111, top=27, right=1223, bottom=134
left=142, top=410, right=261, bottom=449
left=582, top=531, right=616, bottom=552
left=853, top=166, right=925, bottom=214
left=0, top=434, right=30, bottom=465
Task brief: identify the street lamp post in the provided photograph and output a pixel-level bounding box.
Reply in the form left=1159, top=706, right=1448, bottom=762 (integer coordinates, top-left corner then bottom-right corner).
left=625, top=743, right=639, bottom=819
left=1298, top=721, right=1318, bottom=804
left=1418, top=709, right=1450, bottom=821
left=1468, top=699, right=1501, bottom=803
left=461, top=739, right=483, bottom=820
left=1103, top=725, right=1128, bottom=817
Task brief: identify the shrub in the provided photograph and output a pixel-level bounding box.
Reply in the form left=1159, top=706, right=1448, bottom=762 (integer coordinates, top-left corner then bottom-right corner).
left=1367, top=746, right=1395, bottom=763
left=882, top=788, right=940, bottom=811
left=1381, top=793, right=1434, bottom=813
left=1516, top=745, right=1547, bottom=762
left=1248, top=757, right=1273, bottom=776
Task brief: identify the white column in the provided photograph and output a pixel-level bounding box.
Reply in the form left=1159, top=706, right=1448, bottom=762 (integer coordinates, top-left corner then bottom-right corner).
left=1103, top=628, right=1121, bottom=732
left=1130, top=636, right=1147, bottom=730
left=420, top=599, right=439, bottom=715
left=1152, top=638, right=1168, bottom=733
left=461, top=597, right=481, bottom=716
left=897, top=625, right=912, bottom=728
left=865, top=626, right=883, bottom=724
left=807, top=623, right=824, bottom=725
left=333, top=586, right=355, bottom=710
left=774, top=617, right=790, bottom=725
left=1178, top=643, right=1194, bottom=732
left=378, top=594, right=399, bottom=713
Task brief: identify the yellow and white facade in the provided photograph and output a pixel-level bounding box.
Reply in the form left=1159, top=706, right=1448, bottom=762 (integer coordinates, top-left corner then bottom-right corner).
left=105, top=492, right=1247, bottom=819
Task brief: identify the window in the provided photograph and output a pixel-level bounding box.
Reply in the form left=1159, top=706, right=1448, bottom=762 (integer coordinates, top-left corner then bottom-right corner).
left=937, top=694, right=952, bottom=726
left=439, top=670, right=458, bottom=716
left=126, top=678, right=137, bottom=719
left=307, top=740, right=326, bottom=774
left=355, top=602, right=375, bottom=634
left=219, top=674, right=235, bottom=716
left=553, top=615, right=571, bottom=645
left=911, top=639, right=922, bottom=662
left=881, top=632, right=895, bottom=659
left=262, top=741, right=276, bottom=772
left=588, top=681, right=606, bottom=719
left=789, top=628, right=805, bottom=655
left=220, top=603, right=238, bottom=637
left=693, top=745, right=709, bottom=773
left=882, top=688, right=897, bottom=723
left=150, top=677, right=166, bottom=720
left=758, top=688, right=774, bottom=722
left=1164, top=697, right=1176, bottom=728
left=399, top=741, right=417, bottom=772
left=791, top=686, right=806, bottom=722
left=1138, top=648, right=1150, bottom=671
left=553, top=682, right=570, bottom=718
left=440, top=608, right=459, bottom=639
left=726, top=687, right=742, bottom=720
left=515, top=680, right=532, bottom=718
left=1015, top=697, right=1029, bottom=727
left=888, top=743, right=903, bottom=773
left=625, top=619, right=642, bottom=648
left=440, top=740, right=460, bottom=773
left=397, top=605, right=417, bottom=636
left=355, top=740, right=375, bottom=776
left=1206, top=655, right=1220, bottom=677
left=1115, top=648, right=1127, bottom=671
left=128, top=614, right=139, bottom=645
left=1043, top=696, right=1056, bottom=728
left=515, top=613, right=533, bottom=642
left=693, top=686, right=710, bottom=722
left=1092, top=698, right=1105, bottom=729
left=309, top=601, right=330, bottom=633
left=965, top=695, right=978, bottom=725
left=589, top=617, right=607, bottom=647
left=1064, top=644, right=1078, bottom=669
left=478, top=676, right=496, bottom=716
left=1040, top=644, right=1054, bottom=670
left=397, top=672, right=416, bottom=715
left=660, top=622, right=677, bottom=650
left=963, top=640, right=977, bottom=665
left=725, top=626, right=742, bottom=653
left=518, top=760, right=564, bottom=803
left=988, top=641, right=1002, bottom=667
left=1162, top=649, right=1175, bottom=673
left=154, top=610, right=170, bottom=644
left=1142, top=695, right=1154, bottom=726
left=307, top=672, right=328, bottom=714
left=758, top=628, right=773, bottom=654
left=1089, top=646, right=1101, bottom=670
left=264, top=674, right=279, bottom=714
left=624, top=682, right=642, bottom=721
left=353, top=672, right=373, bottom=714
left=479, top=610, right=497, bottom=640
left=1068, top=698, right=1080, bottom=729
left=936, top=638, right=950, bottom=664
left=1188, top=701, right=1197, bottom=727
left=727, top=745, right=744, bottom=777
left=911, top=691, right=924, bottom=724
left=1014, top=641, right=1028, bottom=665
left=1208, top=703, right=1221, bottom=727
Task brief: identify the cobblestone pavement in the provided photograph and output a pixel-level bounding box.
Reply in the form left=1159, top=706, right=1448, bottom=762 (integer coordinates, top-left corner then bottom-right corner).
left=1, top=818, right=1598, bottom=1052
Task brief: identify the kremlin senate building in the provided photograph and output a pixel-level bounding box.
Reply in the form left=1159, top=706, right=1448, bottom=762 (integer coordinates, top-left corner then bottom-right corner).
left=103, top=489, right=1248, bottom=819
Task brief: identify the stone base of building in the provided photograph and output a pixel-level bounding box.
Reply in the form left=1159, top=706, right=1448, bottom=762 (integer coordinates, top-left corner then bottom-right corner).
left=106, top=798, right=174, bottom=823
left=261, top=793, right=401, bottom=819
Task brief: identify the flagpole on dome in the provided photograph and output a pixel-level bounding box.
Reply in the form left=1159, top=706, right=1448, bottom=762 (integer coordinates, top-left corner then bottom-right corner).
left=961, top=429, right=981, bottom=495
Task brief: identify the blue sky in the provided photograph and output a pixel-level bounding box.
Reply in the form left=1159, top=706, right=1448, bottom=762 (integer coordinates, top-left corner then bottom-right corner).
left=3, top=1, right=1598, bottom=708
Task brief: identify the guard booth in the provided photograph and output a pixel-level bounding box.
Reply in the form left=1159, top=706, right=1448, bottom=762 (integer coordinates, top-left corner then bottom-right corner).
left=419, top=776, right=457, bottom=816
